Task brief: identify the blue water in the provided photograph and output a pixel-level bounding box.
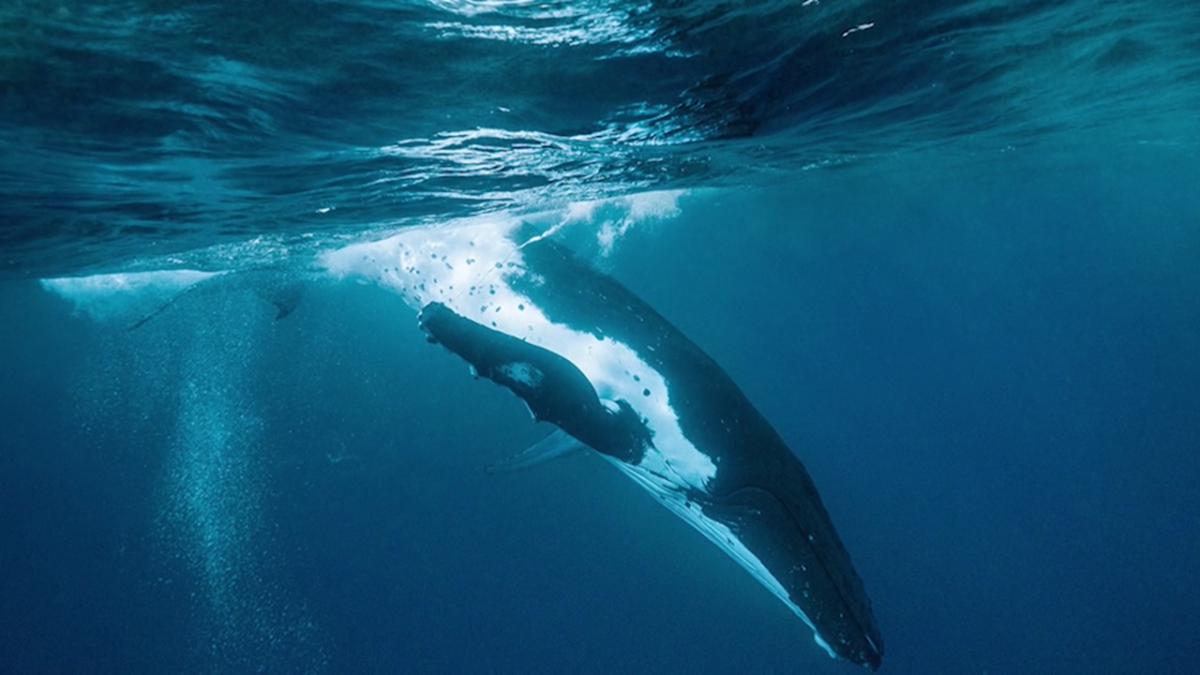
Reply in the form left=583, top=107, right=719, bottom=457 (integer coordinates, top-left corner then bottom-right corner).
left=3, top=0, right=1200, bottom=672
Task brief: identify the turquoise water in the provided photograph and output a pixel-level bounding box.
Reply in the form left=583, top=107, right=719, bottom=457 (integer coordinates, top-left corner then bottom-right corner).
left=2, top=1, right=1199, bottom=672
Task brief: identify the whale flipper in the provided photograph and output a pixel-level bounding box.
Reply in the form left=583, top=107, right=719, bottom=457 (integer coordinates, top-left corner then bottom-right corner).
left=419, top=301, right=653, bottom=467
left=486, top=429, right=589, bottom=475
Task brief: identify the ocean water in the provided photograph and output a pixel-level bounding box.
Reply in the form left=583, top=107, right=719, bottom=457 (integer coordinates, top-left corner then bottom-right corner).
left=3, top=0, right=1200, bottom=672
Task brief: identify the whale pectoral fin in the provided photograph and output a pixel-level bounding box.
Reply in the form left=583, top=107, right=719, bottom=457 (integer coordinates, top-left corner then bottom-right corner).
left=717, top=485, right=883, bottom=670
left=485, top=429, right=590, bottom=475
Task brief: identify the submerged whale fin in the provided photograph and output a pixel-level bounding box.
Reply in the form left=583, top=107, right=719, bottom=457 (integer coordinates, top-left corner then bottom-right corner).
left=126, top=269, right=305, bottom=331
left=268, top=281, right=305, bottom=320
left=485, top=429, right=589, bottom=475
left=126, top=280, right=207, bottom=330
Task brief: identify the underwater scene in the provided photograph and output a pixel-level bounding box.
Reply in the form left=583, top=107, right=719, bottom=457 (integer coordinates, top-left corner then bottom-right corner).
left=2, top=1, right=1199, bottom=672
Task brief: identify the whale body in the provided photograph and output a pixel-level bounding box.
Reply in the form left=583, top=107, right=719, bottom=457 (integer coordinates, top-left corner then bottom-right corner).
left=324, top=220, right=884, bottom=669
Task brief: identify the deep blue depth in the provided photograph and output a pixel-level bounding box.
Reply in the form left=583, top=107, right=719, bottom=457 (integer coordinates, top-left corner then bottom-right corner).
left=6, top=155, right=1200, bottom=673
left=3, top=0, right=1200, bottom=673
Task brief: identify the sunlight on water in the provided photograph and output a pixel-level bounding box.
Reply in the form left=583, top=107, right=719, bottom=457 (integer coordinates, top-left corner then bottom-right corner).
left=425, top=0, right=657, bottom=49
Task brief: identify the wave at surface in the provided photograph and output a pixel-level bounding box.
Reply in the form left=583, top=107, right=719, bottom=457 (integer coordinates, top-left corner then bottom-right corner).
left=3, top=0, right=1199, bottom=276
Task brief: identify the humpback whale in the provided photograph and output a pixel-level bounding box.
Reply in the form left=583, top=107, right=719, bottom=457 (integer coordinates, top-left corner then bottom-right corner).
left=324, top=220, right=884, bottom=669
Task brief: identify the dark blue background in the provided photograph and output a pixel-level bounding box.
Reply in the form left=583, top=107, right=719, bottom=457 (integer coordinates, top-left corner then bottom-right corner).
left=3, top=147, right=1199, bottom=673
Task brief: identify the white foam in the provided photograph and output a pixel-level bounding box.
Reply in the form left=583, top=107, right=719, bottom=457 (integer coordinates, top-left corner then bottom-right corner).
left=559, top=189, right=685, bottom=256
left=321, top=215, right=521, bottom=312
left=40, top=270, right=224, bottom=322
